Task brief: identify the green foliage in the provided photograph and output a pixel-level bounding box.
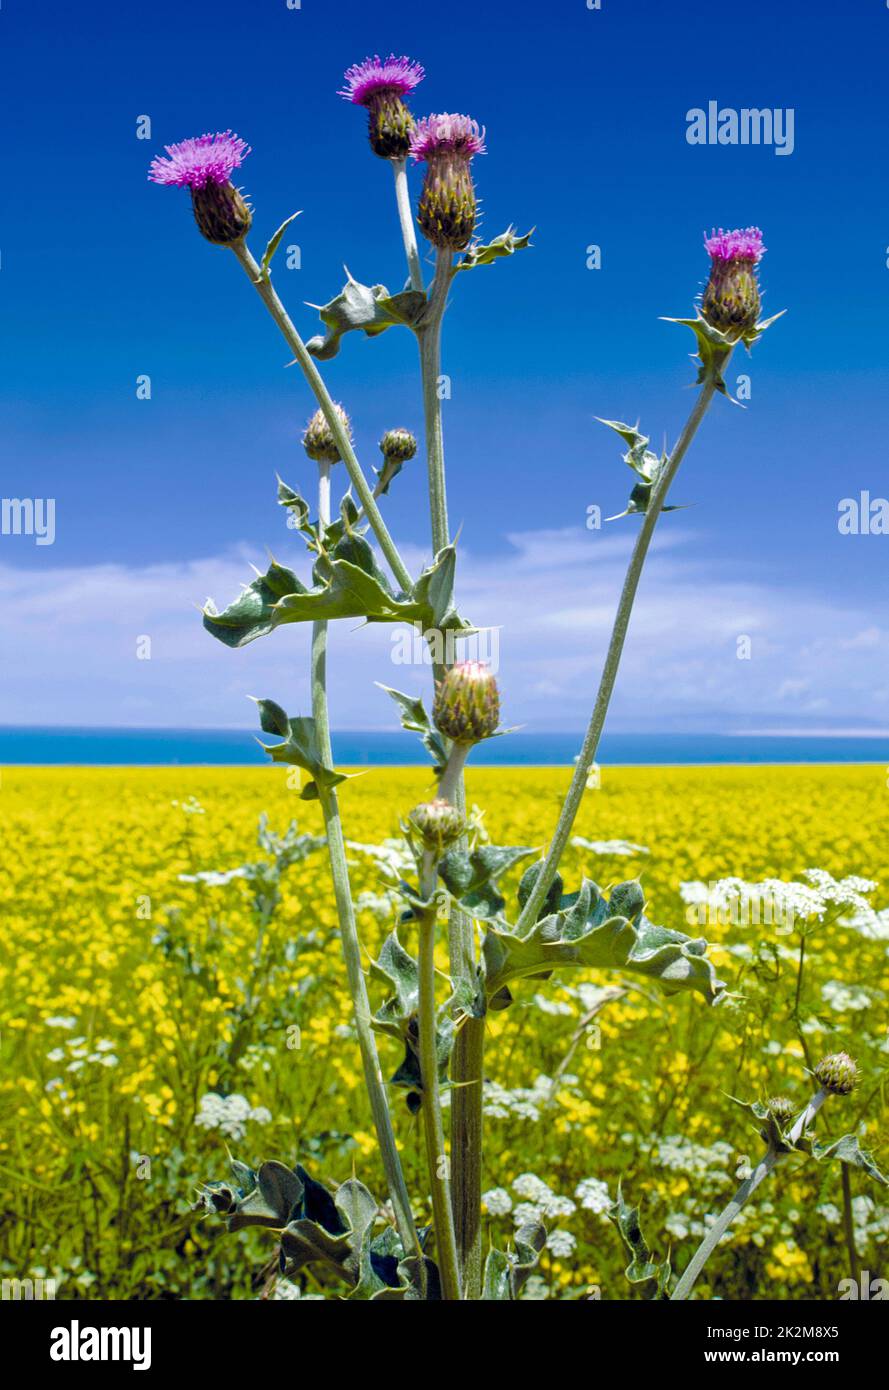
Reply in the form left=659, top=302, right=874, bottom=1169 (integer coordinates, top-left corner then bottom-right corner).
left=202, top=1158, right=438, bottom=1299
left=482, top=1221, right=546, bottom=1299
left=203, top=533, right=470, bottom=646
left=481, top=875, right=726, bottom=1007
left=608, top=1186, right=671, bottom=1296
left=456, top=226, right=534, bottom=273
left=305, top=272, right=427, bottom=360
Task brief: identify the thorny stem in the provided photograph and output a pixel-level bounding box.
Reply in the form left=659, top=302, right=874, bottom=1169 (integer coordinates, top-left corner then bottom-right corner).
left=230, top=239, right=413, bottom=594
left=416, top=252, right=485, bottom=1295
left=418, top=249, right=453, bottom=560
left=392, top=158, right=424, bottom=293
left=516, top=358, right=731, bottom=933
left=418, top=849, right=462, bottom=1300
left=310, top=460, right=420, bottom=1263
left=670, top=1087, right=828, bottom=1300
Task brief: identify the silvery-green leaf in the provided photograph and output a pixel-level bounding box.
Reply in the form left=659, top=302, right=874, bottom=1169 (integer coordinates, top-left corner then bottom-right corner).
left=800, top=1133, right=889, bottom=1186
left=482, top=1220, right=546, bottom=1300
left=202, top=558, right=303, bottom=647
left=370, top=931, right=419, bottom=1035
left=250, top=698, right=347, bottom=795
left=662, top=314, right=735, bottom=394
left=260, top=211, right=301, bottom=281
left=377, top=684, right=449, bottom=773
left=457, top=226, right=533, bottom=272
left=438, top=844, right=538, bottom=919
left=482, top=885, right=725, bottom=1004
left=204, top=542, right=471, bottom=645
left=608, top=1185, right=671, bottom=1294
left=305, top=273, right=427, bottom=360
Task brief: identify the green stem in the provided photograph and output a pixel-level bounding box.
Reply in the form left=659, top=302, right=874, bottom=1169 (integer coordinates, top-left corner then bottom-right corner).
left=392, top=159, right=424, bottom=293
left=841, top=1163, right=861, bottom=1286
left=416, top=249, right=484, bottom=1296
left=516, top=358, right=730, bottom=932
left=438, top=740, right=483, bottom=1297
left=229, top=239, right=413, bottom=593
left=418, top=249, right=453, bottom=559
left=418, top=850, right=462, bottom=1300
left=792, top=931, right=813, bottom=1070
left=310, top=460, right=419, bottom=1262
left=670, top=1088, right=827, bottom=1300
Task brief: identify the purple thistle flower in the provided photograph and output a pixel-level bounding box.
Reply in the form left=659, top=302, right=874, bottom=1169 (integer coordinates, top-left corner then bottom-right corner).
left=340, top=54, right=424, bottom=160
left=701, top=226, right=765, bottom=339
left=410, top=113, right=486, bottom=162
left=704, top=226, right=765, bottom=264
left=410, top=114, right=486, bottom=251
left=339, top=54, right=424, bottom=106
left=148, top=131, right=250, bottom=190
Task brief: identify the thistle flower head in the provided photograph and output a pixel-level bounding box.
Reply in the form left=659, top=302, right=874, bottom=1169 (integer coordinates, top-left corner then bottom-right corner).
left=701, top=225, right=765, bottom=340
left=408, top=798, right=465, bottom=856
left=433, top=661, right=500, bottom=743
left=148, top=131, right=252, bottom=245
left=379, top=428, right=417, bottom=463
left=704, top=227, right=765, bottom=264
left=814, top=1052, right=859, bottom=1097
left=148, top=131, right=251, bottom=189
left=410, top=113, right=486, bottom=161
left=411, top=115, right=485, bottom=252
left=302, top=404, right=352, bottom=464
left=339, top=54, right=425, bottom=105
left=340, top=55, right=424, bottom=159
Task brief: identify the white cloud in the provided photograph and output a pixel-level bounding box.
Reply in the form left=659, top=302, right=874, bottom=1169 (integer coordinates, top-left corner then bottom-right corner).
left=0, top=527, right=886, bottom=732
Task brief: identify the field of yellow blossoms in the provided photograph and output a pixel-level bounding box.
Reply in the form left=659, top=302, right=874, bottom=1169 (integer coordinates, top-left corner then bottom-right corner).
left=1, top=763, right=887, bottom=1300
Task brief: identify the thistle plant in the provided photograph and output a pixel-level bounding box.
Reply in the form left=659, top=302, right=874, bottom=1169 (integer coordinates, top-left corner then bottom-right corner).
left=150, top=56, right=788, bottom=1301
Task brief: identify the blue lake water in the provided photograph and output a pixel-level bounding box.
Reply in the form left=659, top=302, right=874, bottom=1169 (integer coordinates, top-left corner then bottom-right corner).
left=1, top=727, right=887, bottom=766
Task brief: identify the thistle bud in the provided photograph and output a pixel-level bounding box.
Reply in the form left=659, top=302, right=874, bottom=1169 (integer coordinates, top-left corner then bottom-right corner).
left=766, top=1096, right=795, bottom=1129
left=148, top=131, right=253, bottom=246
left=408, top=798, right=465, bottom=855
left=302, top=404, right=352, bottom=464
left=433, top=661, right=500, bottom=743
left=814, top=1052, right=859, bottom=1096
left=701, top=227, right=765, bottom=340
left=339, top=55, right=425, bottom=160
left=410, top=114, right=486, bottom=252
left=379, top=428, right=418, bottom=464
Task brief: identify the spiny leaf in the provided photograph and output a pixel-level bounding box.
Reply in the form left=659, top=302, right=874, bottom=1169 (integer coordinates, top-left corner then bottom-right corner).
left=608, top=1184, right=671, bottom=1294
left=259, top=211, right=301, bottom=281
left=305, top=273, right=427, bottom=360
left=457, top=226, right=534, bottom=272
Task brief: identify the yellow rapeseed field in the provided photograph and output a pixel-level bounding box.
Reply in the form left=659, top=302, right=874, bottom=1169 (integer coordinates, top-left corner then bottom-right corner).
left=1, top=763, right=887, bottom=1299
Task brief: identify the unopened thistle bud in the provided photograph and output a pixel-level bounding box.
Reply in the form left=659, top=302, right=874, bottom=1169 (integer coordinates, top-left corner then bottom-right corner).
left=302, top=404, right=352, bottom=464
left=701, top=227, right=765, bottom=340
left=408, top=798, right=465, bottom=855
left=339, top=55, right=425, bottom=160
left=814, top=1052, right=859, bottom=1096
left=766, top=1096, right=795, bottom=1128
left=148, top=131, right=252, bottom=246
left=410, top=114, right=486, bottom=252
left=433, top=661, right=500, bottom=743
left=379, top=428, right=418, bottom=464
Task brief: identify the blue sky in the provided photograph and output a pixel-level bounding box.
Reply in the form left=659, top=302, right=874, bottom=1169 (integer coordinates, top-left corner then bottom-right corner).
left=1, top=0, right=888, bottom=732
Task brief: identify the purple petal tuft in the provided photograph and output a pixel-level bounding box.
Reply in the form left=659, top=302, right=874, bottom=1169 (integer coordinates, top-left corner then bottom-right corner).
left=704, top=226, right=765, bottom=263
left=339, top=54, right=425, bottom=105
left=409, top=113, right=486, bottom=162
left=148, top=131, right=251, bottom=189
